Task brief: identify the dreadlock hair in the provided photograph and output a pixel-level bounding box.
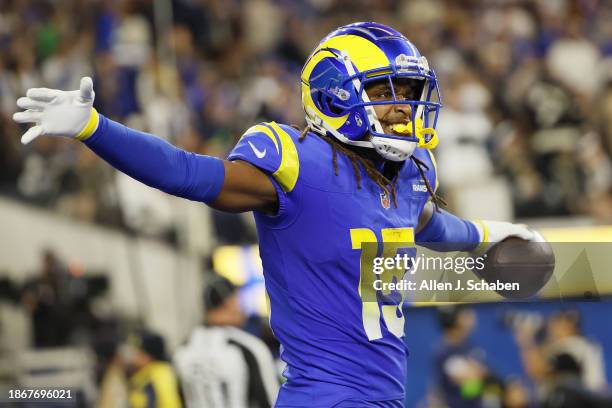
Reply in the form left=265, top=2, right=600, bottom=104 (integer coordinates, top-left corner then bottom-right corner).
left=411, top=155, right=447, bottom=211
left=294, top=125, right=447, bottom=210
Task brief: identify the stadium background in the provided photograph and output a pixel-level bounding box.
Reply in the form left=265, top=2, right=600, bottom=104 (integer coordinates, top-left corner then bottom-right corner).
left=0, top=0, right=611, bottom=406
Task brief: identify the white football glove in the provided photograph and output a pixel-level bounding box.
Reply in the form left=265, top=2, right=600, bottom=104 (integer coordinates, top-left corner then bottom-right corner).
left=12, top=76, right=98, bottom=144
left=473, top=220, right=546, bottom=253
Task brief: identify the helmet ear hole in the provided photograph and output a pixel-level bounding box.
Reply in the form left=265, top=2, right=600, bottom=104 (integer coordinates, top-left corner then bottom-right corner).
left=327, top=96, right=344, bottom=115
left=316, top=92, right=345, bottom=115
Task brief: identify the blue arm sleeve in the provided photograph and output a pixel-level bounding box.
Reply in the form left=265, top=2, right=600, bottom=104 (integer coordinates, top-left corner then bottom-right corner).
left=83, top=115, right=224, bottom=203
left=415, top=209, right=480, bottom=252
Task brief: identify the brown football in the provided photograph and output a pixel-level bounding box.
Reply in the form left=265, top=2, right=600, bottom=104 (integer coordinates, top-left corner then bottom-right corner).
left=474, top=237, right=555, bottom=299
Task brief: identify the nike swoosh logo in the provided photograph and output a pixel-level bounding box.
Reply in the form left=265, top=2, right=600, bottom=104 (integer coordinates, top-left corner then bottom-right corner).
left=248, top=141, right=267, bottom=158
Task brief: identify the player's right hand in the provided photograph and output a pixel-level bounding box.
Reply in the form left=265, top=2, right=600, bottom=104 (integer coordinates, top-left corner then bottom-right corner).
left=13, top=76, right=98, bottom=145
left=474, top=220, right=545, bottom=254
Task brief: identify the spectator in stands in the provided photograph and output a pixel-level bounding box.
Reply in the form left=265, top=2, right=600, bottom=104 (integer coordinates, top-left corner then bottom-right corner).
left=541, top=352, right=612, bottom=408
left=121, top=330, right=182, bottom=408
left=174, top=275, right=279, bottom=408
left=433, top=305, right=503, bottom=408
left=513, top=309, right=608, bottom=404
left=21, top=248, right=106, bottom=348
left=502, top=378, right=534, bottom=408
left=21, top=249, right=72, bottom=348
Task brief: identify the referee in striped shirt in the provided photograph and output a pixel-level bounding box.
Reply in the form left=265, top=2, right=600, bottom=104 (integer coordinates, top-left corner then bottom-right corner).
left=174, top=276, right=279, bottom=408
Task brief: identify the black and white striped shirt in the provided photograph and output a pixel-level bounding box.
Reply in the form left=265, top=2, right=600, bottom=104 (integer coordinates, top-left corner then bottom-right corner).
left=174, top=326, right=279, bottom=408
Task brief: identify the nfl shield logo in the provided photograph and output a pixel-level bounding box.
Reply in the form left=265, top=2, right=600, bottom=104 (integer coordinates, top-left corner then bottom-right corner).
left=380, top=191, right=391, bottom=209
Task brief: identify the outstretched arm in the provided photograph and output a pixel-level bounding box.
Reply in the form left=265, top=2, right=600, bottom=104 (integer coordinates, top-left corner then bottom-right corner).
left=416, top=201, right=538, bottom=252
left=13, top=77, right=278, bottom=214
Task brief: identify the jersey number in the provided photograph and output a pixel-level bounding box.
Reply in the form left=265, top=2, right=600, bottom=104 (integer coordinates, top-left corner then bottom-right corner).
left=350, top=227, right=415, bottom=341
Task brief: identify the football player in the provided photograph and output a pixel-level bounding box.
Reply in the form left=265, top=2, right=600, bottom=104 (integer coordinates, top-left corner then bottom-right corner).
left=13, top=22, right=541, bottom=408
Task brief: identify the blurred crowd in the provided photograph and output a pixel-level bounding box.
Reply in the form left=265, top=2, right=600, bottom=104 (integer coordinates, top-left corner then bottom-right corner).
left=0, top=249, right=280, bottom=407
left=0, top=0, right=611, bottom=240
left=429, top=306, right=610, bottom=408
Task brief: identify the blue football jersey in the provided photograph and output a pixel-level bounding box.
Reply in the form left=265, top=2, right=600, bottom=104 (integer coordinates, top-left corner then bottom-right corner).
left=227, top=122, right=437, bottom=407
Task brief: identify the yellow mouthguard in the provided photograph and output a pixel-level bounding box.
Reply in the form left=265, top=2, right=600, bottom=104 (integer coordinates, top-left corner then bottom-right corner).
left=391, top=118, right=439, bottom=150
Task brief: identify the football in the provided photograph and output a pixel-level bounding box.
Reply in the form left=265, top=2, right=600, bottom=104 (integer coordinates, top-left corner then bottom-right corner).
left=476, top=237, right=555, bottom=299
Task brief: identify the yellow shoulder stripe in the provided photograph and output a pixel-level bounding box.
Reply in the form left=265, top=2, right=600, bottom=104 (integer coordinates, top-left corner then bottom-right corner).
left=268, top=122, right=299, bottom=193
left=242, top=124, right=279, bottom=154
left=240, top=122, right=299, bottom=192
